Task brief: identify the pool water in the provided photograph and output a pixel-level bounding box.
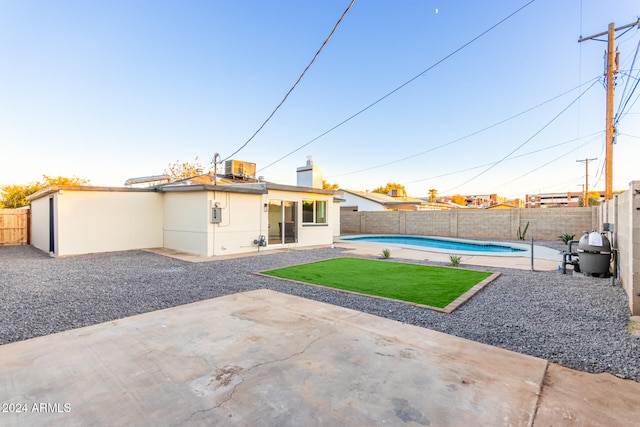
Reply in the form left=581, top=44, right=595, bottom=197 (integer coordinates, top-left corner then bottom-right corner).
left=344, top=235, right=525, bottom=253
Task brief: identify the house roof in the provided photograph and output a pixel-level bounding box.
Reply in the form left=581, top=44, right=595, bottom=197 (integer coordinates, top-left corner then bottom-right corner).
left=160, top=174, right=335, bottom=195
left=417, top=198, right=471, bottom=209
left=340, top=189, right=423, bottom=206
left=26, top=185, right=156, bottom=201
left=485, top=203, right=516, bottom=209
left=27, top=175, right=337, bottom=201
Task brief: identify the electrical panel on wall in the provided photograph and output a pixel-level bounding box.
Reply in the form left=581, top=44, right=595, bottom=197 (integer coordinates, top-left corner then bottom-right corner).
left=211, top=207, right=222, bottom=223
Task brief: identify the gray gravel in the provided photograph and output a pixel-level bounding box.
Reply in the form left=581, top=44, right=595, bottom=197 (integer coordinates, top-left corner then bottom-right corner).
left=1, top=243, right=638, bottom=382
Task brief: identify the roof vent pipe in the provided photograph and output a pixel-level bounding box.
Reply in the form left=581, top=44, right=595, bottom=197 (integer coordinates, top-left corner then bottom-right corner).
left=211, top=153, right=221, bottom=185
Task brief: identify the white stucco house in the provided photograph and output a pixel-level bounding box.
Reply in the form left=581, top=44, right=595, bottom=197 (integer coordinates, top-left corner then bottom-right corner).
left=340, top=189, right=430, bottom=211
left=340, top=189, right=456, bottom=212
left=27, top=162, right=340, bottom=257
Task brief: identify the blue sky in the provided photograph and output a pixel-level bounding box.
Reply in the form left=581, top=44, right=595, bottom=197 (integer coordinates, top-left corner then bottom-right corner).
left=1, top=0, right=639, bottom=199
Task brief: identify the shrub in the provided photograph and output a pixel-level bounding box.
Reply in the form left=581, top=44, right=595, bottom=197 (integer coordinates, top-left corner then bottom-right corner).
left=558, top=233, right=575, bottom=245
left=449, top=254, right=462, bottom=267
left=517, top=222, right=530, bottom=240
left=381, top=248, right=391, bottom=259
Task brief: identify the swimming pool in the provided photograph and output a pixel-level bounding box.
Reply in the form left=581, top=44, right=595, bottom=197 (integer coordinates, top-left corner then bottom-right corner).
left=342, top=235, right=527, bottom=254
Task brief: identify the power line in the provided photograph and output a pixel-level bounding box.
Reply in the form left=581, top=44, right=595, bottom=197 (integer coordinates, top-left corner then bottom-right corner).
left=591, top=133, right=607, bottom=188
left=616, top=73, right=640, bottom=123
left=221, top=0, right=356, bottom=162
left=496, top=139, right=598, bottom=190
left=617, top=88, right=640, bottom=122
left=511, top=175, right=584, bottom=199
left=443, top=78, right=600, bottom=194
left=328, top=76, right=600, bottom=179
left=619, top=132, right=640, bottom=139
left=257, top=0, right=537, bottom=173
left=614, top=34, right=640, bottom=123
left=404, top=131, right=602, bottom=185
left=592, top=161, right=606, bottom=189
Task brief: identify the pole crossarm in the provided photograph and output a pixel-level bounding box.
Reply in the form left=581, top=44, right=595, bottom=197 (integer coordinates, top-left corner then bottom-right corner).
left=578, top=19, right=640, bottom=42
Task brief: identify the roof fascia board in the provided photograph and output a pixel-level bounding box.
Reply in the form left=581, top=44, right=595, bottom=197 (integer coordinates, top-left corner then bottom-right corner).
left=26, top=185, right=156, bottom=201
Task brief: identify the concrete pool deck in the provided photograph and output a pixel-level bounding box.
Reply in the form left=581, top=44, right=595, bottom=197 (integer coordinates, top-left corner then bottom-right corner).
left=334, top=240, right=562, bottom=271
left=2, top=289, right=639, bottom=426
left=146, top=239, right=563, bottom=272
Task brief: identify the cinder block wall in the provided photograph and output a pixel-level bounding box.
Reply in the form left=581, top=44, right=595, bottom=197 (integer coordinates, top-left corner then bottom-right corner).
left=341, top=207, right=596, bottom=240
left=599, top=181, right=640, bottom=315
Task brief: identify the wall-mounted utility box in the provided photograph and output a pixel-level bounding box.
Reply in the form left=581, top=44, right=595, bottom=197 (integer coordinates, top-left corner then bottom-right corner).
left=211, top=207, right=222, bottom=223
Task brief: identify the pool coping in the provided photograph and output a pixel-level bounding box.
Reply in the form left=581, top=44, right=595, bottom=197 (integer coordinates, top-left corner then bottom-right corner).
left=255, top=257, right=502, bottom=314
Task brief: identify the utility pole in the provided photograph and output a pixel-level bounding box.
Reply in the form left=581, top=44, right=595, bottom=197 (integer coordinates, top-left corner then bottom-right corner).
left=578, top=19, right=640, bottom=200
left=576, top=158, right=597, bottom=206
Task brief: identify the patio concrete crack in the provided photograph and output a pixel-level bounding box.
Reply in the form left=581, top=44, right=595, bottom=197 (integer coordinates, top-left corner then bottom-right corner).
left=176, top=333, right=331, bottom=424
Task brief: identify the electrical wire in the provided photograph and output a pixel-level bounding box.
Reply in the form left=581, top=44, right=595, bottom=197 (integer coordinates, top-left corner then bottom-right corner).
left=592, top=161, right=606, bottom=189
left=617, top=87, right=640, bottom=122
left=616, top=73, right=640, bottom=123
left=614, top=34, right=640, bottom=123
left=510, top=175, right=585, bottom=199
left=442, top=78, right=600, bottom=194
left=587, top=130, right=607, bottom=189
left=403, top=131, right=603, bottom=185
left=619, top=132, right=640, bottom=139
left=221, top=0, right=356, bottom=162
left=494, top=135, right=601, bottom=189
left=328, top=76, right=600, bottom=179
left=257, top=0, right=537, bottom=173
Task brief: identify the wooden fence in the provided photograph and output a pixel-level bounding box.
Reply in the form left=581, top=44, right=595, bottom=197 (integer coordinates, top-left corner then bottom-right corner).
left=0, top=209, right=30, bottom=246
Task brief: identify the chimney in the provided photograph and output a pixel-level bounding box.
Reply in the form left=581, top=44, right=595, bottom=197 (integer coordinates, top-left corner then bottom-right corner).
left=296, top=156, right=323, bottom=188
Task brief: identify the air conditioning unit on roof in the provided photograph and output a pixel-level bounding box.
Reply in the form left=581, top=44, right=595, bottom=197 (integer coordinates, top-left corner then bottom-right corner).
left=224, top=160, right=256, bottom=179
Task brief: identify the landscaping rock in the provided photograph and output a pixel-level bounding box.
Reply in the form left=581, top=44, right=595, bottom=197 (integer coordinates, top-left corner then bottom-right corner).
left=0, top=244, right=638, bottom=382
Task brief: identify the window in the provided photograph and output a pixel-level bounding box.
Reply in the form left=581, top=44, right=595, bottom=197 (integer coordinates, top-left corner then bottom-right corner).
left=302, top=200, right=327, bottom=224
left=268, top=200, right=297, bottom=244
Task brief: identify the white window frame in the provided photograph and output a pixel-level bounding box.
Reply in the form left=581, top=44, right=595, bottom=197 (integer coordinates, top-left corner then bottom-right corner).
left=302, top=200, right=327, bottom=225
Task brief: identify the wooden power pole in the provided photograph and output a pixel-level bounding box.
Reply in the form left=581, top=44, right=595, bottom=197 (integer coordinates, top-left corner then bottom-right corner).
left=579, top=19, right=640, bottom=200
left=576, top=157, right=597, bottom=206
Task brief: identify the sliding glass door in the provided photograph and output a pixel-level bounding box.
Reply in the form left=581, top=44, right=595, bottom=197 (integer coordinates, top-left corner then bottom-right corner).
left=268, top=200, right=297, bottom=245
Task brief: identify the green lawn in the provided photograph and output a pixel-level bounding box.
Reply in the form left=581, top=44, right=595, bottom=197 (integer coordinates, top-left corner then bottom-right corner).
left=261, top=258, right=492, bottom=308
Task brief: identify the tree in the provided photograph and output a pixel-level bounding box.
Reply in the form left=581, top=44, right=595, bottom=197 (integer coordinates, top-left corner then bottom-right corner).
left=0, top=183, right=41, bottom=208
left=322, top=180, right=339, bottom=190
left=428, top=188, right=438, bottom=202
left=371, top=183, right=406, bottom=195
left=579, top=191, right=602, bottom=207
left=451, top=194, right=467, bottom=206
left=165, top=157, right=203, bottom=181
left=42, top=175, right=90, bottom=186
left=0, top=175, right=90, bottom=209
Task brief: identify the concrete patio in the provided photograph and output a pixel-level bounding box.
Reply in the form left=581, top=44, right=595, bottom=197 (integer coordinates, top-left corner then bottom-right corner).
left=1, top=289, right=639, bottom=426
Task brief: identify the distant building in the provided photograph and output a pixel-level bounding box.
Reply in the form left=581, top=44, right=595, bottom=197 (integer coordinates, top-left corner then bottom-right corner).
left=438, top=194, right=523, bottom=209
left=525, top=191, right=605, bottom=208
